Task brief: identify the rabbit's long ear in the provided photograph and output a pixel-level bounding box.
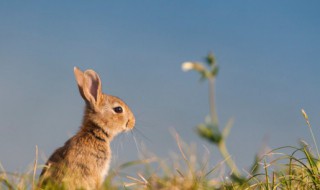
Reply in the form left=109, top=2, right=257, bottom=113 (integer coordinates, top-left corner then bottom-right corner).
left=74, top=67, right=103, bottom=109
left=83, top=69, right=102, bottom=107
left=74, top=67, right=86, bottom=100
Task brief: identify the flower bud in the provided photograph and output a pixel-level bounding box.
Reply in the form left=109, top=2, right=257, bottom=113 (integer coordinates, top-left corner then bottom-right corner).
left=301, top=109, right=308, bottom=121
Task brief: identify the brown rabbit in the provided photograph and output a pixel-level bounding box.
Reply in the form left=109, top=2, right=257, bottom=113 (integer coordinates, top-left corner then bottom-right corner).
left=39, top=67, right=135, bottom=190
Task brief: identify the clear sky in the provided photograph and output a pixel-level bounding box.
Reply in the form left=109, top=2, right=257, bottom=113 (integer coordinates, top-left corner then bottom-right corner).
left=1, top=1, right=320, bottom=175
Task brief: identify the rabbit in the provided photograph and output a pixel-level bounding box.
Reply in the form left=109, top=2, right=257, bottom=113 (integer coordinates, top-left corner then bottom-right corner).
left=38, top=67, right=135, bottom=190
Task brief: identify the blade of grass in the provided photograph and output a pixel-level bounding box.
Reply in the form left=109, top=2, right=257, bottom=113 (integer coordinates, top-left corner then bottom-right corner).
left=32, top=145, right=38, bottom=190
left=301, top=109, right=320, bottom=159
left=264, top=159, right=270, bottom=190
left=0, top=177, right=14, bottom=190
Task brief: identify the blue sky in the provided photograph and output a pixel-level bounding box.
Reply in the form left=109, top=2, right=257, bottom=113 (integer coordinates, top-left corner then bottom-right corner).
left=0, top=1, right=320, bottom=175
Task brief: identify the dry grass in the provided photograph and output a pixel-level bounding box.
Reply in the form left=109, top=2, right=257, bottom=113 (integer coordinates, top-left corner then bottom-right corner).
left=1, top=131, right=320, bottom=190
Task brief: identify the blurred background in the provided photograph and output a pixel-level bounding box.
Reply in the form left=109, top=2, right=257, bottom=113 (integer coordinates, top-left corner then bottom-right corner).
left=0, top=1, right=320, bottom=174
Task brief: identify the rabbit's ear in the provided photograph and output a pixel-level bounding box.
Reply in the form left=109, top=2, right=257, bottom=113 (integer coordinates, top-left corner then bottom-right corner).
left=74, top=67, right=103, bottom=109
left=74, top=67, right=86, bottom=100
left=83, top=70, right=102, bottom=106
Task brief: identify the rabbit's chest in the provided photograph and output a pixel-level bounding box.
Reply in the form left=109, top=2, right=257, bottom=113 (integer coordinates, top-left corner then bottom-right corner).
left=100, top=158, right=110, bottom=180
left=95, top=147, right=111, bottom=181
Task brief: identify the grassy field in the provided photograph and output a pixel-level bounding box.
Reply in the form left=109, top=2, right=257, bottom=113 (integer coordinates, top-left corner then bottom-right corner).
left=1, top=129, right=320, bottom=190
left=1, top=54, right=319, bottom=189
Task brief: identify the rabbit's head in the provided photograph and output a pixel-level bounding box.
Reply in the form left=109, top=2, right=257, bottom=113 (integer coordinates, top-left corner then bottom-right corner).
left=74, top=67, right=135, bottom=138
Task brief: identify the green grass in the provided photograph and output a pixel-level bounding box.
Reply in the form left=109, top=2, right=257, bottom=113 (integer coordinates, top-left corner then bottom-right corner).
left=120, top=134, right=320, bottom=190
left=1, top=131, right=320, bottom=190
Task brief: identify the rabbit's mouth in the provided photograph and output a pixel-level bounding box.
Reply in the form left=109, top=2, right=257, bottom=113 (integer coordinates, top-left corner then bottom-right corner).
left=125, top=120, right=130, bottom=128
left=125, top=119, right=135, bottom=130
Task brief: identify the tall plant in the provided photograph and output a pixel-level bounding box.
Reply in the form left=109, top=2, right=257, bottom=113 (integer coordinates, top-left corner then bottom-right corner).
left=182, top=53, right=252, bottom=183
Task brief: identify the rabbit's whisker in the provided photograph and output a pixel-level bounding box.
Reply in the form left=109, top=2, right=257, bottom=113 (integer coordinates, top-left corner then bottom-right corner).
left=132, top=131, right=141, bottom=156
left=133, top=127, right=152, bottom=143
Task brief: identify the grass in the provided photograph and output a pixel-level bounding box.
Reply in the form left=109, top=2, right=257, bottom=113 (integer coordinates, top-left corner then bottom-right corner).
left=1, top=128, right=320, bottom=190
left=122, top=131, right=320, bottom=190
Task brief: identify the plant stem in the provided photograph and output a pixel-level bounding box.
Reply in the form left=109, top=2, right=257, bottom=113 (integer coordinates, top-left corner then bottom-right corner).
left=209, top=76, right=241, bottom=177
left=307, top=121, right=320, bottom=159
left=209, top=78, right=218, bottom=126
left=218, top=141, right=241, bottom=177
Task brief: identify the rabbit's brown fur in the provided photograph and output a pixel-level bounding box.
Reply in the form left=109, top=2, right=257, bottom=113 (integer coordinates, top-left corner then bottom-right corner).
left=39, top=67, right=135, bottom=190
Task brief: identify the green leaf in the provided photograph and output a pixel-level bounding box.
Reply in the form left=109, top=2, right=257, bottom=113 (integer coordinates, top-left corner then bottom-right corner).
left=230, top=173, right=247, bottom=185
left=197, top=124, right=213, bottom=139
left=206, top=53, right=216, bottom=67
left=211, top=66, right=219, bottom=77
left=197, top=122, right=222, bottom=144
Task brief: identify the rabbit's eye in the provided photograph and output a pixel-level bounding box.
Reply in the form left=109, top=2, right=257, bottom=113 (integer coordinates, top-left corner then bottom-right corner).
left=113, top=106, right=123, bottom=113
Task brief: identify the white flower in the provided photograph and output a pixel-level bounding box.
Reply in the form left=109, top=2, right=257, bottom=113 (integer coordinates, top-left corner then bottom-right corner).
left=181, top=62, right=205, bottom=72
left=181, top=62, right=194, bottom=71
